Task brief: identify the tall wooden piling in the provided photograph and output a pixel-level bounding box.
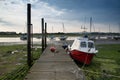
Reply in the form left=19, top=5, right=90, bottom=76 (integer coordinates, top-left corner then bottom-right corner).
left=27, top=3, right=32, bottom=67
left=45, top=22, right=47, bottom=48
left=41, top=18, right=45, bottom=52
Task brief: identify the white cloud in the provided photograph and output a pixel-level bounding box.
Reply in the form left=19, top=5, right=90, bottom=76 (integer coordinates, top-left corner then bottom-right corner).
left=0, top=0, right=67, bottom=33
left=0, top=0, right=119, bottom=33
left=31, top=1, right=65, bottom=18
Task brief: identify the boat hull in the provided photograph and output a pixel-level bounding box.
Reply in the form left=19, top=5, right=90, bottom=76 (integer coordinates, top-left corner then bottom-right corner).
left=59, top=37, right=67, bottom=40
left=70, top=50, right=95, bottom=65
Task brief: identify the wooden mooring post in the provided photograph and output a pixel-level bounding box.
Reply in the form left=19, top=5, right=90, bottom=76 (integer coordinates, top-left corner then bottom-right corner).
left=41, top=18, right=45, bottom=52
left=45, top=22, right=47, bottom=48
left=27, top=3, right=32, bottom=67
left=41, top=18, right=47, bottom=52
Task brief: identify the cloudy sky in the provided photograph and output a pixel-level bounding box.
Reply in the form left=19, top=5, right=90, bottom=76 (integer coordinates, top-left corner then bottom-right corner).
left=0, top=0, right=120, bottom=33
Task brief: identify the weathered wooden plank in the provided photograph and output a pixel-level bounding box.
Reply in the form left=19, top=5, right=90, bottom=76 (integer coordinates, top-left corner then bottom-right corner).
left=25, top=43, right=85, bottom=80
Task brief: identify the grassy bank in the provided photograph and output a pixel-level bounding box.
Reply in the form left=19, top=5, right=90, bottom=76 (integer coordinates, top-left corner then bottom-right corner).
left=0, top=44, right=41, bottom=80
left=76, top=44, right=120, bottom=80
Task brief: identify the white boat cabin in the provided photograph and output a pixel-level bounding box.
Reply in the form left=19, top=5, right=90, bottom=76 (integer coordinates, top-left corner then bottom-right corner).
left=70, top=38, right=98, bottom=54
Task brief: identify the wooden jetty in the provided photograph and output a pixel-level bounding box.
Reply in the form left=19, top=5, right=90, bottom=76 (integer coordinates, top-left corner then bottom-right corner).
left=25, top=42, right=85, bottom=80
left=25, top=3, right=85, bottom=80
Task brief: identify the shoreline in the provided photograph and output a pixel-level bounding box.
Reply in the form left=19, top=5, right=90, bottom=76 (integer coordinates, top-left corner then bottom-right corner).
left=0, top=39, right=120, bottom=46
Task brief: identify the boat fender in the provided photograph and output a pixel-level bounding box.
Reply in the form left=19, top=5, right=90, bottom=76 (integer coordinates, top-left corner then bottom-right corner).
left=50, top=46, right=56, bottom=52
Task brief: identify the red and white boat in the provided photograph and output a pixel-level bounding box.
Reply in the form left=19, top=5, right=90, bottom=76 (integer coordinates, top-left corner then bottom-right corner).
left=69, top=37, right=98, bottom=65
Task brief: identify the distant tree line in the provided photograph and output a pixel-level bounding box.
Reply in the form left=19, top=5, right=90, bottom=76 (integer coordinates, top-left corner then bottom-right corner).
left=0, top=32, right=17, bottom=35
left=0, top=31, right=119, bottom=36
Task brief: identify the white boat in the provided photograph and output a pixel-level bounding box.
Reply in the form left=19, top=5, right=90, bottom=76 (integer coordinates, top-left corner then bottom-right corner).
left=20, top=34, right=27, bottom=40
left=69, top=37, right=98, bottom=65
left=50, top=35, right=55, bottom=40
left=59, top=36, right=67, bottom=40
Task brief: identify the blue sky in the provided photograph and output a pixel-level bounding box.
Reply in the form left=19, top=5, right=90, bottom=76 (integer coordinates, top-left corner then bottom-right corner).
left=0, top=0, right=120, bottom=33
left=41, top=0, right=120, bottom=23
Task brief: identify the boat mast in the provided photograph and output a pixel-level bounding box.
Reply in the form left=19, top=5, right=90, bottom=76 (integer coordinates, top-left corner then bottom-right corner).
left=52, top=26, right=53, bottom=33
left=90, top=17, right=92, bottom=33
left=109, top=24, right=111, bottom=33
left=24, top=23, right=26, bottom=33
left=62, top=23, right=64, bottom=33
left=118, top=23, right=120, bottom=35
left=81, top=25, right=87, bottom=33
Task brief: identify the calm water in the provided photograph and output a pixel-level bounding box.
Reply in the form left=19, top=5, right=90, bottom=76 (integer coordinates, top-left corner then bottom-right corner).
left=0, top=37, right=77, bottom=45
left=0, top=37, right=40, bottom=45
left=0, top=36, right=116, bottom=45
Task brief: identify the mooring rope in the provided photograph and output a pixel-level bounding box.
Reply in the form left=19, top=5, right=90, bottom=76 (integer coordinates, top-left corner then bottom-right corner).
left=81, top=53, right=89, bottom=69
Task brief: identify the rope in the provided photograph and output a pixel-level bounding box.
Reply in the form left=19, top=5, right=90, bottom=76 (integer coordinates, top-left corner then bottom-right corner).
left=81, top=53, right=89, bottom=69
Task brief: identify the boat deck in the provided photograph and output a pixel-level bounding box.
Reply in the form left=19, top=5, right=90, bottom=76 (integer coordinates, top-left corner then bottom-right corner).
left=24, top=43, right=85, bottom=80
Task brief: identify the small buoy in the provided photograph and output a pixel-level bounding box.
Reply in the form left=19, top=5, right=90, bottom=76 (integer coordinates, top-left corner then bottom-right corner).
left=50, top=46, right=56, bottom=52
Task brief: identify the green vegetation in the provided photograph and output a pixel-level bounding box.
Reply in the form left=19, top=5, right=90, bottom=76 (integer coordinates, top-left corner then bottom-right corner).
left=0, top=43, right=120, bottom=80
left=77, top=44, right=120, bottom=80
left=0, top=44, right=41, bottom=80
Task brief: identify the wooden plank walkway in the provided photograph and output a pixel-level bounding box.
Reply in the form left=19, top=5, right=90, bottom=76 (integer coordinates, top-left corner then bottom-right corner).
left=25, top=42, right=85, bottom=80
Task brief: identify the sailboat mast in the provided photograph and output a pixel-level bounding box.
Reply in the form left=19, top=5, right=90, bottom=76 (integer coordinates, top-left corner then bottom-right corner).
left=119, top=23, right=120, bottom=35
left=52, top=26, right=53, bottom=33
left=62, top=23, right=64, bottom=33
left=109, top=24, right=111, bottom=33
left=90, top=17, right=92, bottom=33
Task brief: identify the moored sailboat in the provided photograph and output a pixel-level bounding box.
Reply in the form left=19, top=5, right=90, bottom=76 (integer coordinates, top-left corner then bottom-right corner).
left=59, top=23, right=67, bottom=40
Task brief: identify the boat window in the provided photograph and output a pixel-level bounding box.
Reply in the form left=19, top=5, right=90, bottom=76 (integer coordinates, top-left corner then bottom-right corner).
left=88, top=42, right=94, bottom=48
left=80, top=42, right=86, bottom=48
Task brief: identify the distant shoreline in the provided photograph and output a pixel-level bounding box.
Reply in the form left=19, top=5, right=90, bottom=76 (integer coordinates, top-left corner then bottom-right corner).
left=66, top=39, right=120, bottom=45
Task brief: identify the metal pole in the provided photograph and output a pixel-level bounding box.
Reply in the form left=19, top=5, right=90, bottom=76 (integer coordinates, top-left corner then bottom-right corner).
left=45, top=22, right=47, bottom=48
left=27, top=3, right=32, bottom=67
left=119, top=24, right=120, bottom=35
left=109, top=24, right=111, bottom=33
left=41, top=18, right=44, bottom=52
left=119, top=23, right=120, bottom=35
left=90, top=17, right=92, bottom=33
